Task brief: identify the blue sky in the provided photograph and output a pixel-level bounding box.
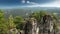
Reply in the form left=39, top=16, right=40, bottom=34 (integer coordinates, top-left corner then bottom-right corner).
left=0, top=0, right=60, bottom=9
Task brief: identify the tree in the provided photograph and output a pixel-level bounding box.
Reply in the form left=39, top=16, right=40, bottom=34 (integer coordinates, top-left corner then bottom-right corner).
left=51, top=13, right=58, bottom=20
left=14, top=16, right=24, bottom=30
left=8, top=15, right=16, bottom=29
left=29, top=10, right=47, bottom=22
left=0, top=10, right=8, bottom=34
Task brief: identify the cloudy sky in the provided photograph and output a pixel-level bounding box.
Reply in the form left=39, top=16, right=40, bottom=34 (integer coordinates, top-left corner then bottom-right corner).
left=0, top=0, right=60, bottom=9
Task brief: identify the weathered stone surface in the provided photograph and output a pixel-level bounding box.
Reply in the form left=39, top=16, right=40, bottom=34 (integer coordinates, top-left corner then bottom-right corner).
left=39, top=15, right=54, bottom=34
left=24, top=15, right=55, bottom=34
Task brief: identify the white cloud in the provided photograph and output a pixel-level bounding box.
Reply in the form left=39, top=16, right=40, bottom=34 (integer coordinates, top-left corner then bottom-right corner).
left=26, top=1, right=38, bottom=5
left=22, top=0, right=25, bottom=3
left=21, top=0, right=38, bottom=5
left=24, top=0, right=60, bottom=7
left=27, top=1, right=30, bottom=3
left=40, top=0, right=60, bottom=7
left=30, top=2, right=38, bottom=4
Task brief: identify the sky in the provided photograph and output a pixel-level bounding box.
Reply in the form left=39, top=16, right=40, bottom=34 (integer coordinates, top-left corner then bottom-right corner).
left=0, top=0, right=60, bottom=9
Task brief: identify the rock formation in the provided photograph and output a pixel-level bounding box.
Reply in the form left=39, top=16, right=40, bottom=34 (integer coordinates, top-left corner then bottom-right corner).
left=24, top=18, right=39, bottom=34
left=39, top=15, right=54, bottom=34
left=24, top=15, right=54, bottom=34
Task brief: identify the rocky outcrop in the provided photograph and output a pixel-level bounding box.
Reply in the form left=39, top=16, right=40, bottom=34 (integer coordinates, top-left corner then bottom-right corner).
left=23, top=15, right=56, bottom=34
left=39, top=15, right=54, bottom=34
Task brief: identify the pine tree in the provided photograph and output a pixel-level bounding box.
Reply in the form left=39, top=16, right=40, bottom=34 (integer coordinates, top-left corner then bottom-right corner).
left=8, top=15, right=16, bottom=29
left=0, top=10, right=8, bottom=34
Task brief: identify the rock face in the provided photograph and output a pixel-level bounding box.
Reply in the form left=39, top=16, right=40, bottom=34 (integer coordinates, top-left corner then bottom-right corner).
left=31, top=18, right=38, bottom=34
left=24, top=18, right=39, bottom=34
left=39, top=15, right=54, bottom=34
left=24, top=20, right=32, bottom=34
left=24, top=15, right=54, bottom=34
left=9, top=28, right=19, bottom=34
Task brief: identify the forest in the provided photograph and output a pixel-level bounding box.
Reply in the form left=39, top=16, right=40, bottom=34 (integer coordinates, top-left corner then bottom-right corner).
left=0, top=9, right=60, bottom=34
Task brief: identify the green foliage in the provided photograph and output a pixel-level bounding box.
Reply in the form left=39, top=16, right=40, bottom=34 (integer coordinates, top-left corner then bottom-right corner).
left=0, top=10, right=9, bottom=34
left=8, top=15, right=16, bottom=29
left=14, top=16, right=24, bottom=30
left=14, top=16, right=24, bottom=24
left=51, top=13, right=58, bottom=20
left=30, top=10, right=47, bottom=22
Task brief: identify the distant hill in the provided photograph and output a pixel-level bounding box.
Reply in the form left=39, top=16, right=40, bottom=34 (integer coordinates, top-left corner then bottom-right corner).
left=3, top=7, right=60, bottom=18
